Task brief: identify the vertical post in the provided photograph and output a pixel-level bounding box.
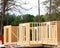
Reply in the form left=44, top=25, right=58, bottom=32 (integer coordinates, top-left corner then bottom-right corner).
left=6, top=0, right=9, bottom=25
left=38, top=0, right=40, bottom=22
left=49, top=0, right=52, bottom=21
left=1, top=0, right=6, bottom=36
left=0, top=0, right=4, bottom=36
left=38, top=0, right=40, bottom=16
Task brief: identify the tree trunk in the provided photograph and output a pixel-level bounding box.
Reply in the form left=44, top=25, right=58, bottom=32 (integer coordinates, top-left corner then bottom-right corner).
left=0, top=0, right=6, bottom=36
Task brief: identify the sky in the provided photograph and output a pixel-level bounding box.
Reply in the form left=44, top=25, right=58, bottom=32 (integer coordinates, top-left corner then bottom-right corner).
left=10, top=0, right=47, bottom=16
left=21, top=0, right=47, bottom=16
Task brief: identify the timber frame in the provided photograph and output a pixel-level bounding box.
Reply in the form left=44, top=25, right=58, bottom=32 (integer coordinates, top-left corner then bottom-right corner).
left=4, top=21, right=60, bottom=47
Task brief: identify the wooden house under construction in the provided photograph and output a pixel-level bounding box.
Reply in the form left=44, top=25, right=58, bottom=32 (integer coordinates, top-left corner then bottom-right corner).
left=4, top=21, right=60, bottom=47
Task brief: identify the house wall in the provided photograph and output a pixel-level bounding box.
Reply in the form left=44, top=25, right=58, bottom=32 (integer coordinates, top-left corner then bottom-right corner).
left=47, top=21, right=57, bottom=45
left=4, top=26, right=18, bottom=45
left=4, top=21, right=60, bottom=47
left=19, top=23, right=30, bottom=46
left=4, top=26, right=11, bottom=45
left=29, top=21, right=58, bottom=46
left=41, top=22, right=49, bottom=45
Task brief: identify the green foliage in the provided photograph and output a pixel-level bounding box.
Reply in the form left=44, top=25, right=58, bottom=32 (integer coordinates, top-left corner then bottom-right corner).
left=4, top=14, right=15, bottom=25
left=21, top=14, right=35, bottom=23
left=44, top=13, right=60, bottom=21
left=4, top=14, right=21, bottom=26
left=11, top=16, right=21, bottom=26
left=49, top=13, right=60, bottom=21
left=4, top=14, right=35, bottom=26
left=3, top=13, right=60, bottom=26
left=35, top=15, right=48, bottom=22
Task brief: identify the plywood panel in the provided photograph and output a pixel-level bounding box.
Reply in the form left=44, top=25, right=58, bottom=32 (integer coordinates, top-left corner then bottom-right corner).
left=6, top=28, right=9, bottom=42
left=4, top=26, right=18, bottom=45
left=57, top=21, right=60, bottom=45
left=11, top=26, right=18, bottom=42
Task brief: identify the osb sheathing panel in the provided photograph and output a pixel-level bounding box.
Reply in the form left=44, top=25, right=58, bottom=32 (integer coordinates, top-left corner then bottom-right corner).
left=11, top=26, right=18, bottom=42
left=5, top=28, right=9, bottom=42
left=57, top=21, right=60, bottom=45
left=4, top=26, right=18, bottom=45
